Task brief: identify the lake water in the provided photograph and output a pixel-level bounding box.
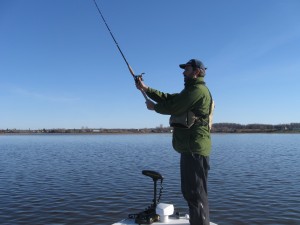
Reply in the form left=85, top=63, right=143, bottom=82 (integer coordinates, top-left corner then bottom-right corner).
left=0, top=134, right=299, bottom=225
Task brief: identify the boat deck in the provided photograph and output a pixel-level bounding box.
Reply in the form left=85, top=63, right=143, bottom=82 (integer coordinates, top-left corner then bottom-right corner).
left=112, top=217, right=217, bottom=225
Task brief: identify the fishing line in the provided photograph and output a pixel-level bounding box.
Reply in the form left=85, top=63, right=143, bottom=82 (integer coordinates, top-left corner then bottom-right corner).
left=93, top=0, right=148, bottom=100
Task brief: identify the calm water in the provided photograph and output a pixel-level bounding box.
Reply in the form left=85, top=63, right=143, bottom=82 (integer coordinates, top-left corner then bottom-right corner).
left=0, top=134, right=299, bottom=225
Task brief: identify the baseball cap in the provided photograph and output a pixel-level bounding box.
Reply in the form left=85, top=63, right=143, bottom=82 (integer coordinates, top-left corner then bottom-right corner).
left=179, top=59, right=207, bottom=70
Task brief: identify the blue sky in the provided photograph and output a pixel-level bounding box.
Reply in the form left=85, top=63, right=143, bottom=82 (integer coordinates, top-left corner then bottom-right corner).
left=1, top=0, right=300, bottom=129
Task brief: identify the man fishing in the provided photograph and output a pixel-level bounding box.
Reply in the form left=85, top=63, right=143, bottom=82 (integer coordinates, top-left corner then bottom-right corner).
left=136, top=59, right=213, bottom=225
left=93, top=0, right=215, bottom=223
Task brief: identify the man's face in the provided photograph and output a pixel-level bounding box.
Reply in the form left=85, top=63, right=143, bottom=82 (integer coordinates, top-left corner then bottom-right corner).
left=183, top=65, right=195, bottom=79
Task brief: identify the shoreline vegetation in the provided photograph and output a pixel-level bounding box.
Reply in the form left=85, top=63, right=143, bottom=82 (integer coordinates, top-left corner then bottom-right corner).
left=1, top=123, right=300, bottom=134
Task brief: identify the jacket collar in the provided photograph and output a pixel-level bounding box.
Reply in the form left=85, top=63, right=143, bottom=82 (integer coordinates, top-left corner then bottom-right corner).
left=184, top=76, right=205, bottom=88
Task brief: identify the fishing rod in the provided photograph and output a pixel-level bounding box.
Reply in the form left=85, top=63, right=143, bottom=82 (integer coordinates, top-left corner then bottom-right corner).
left=93, top=0, right=148, bottom=101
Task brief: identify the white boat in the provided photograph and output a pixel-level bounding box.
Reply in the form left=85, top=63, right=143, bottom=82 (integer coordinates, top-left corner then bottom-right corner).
left=113, top=217, right=217, bottom=225
left=112, top=170, right=217, bottom=225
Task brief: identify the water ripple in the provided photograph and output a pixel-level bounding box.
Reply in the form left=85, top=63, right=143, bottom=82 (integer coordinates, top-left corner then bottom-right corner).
left=0, top=134, right=300, bottom=225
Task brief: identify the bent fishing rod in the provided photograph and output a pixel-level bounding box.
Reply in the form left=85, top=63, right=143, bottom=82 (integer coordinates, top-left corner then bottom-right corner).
left=93, top=0, right=148, bottom=101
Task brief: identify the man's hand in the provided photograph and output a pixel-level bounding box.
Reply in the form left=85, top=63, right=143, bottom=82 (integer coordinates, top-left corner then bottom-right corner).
left=145, top=99, right=155, bottom=110
left=135, top=77, right=148, bottom=92
left=135, top=77, right=155, bottom=110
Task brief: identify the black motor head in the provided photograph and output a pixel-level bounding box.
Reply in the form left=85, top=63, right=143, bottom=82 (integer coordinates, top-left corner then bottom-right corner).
left=142, top=170, right=163, bottom=181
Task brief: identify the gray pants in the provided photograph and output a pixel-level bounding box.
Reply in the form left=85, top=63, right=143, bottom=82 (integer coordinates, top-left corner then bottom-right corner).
left=180, top=153, right=210, bottom=225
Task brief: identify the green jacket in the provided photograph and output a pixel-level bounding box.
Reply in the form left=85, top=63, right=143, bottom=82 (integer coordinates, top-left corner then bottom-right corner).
left=146, top=77, right=212, bottom=156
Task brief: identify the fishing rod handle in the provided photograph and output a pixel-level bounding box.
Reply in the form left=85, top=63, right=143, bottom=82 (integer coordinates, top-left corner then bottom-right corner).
left=141, top=90, right=148, bottom=100
left=128, top=65, right=135, bottom=77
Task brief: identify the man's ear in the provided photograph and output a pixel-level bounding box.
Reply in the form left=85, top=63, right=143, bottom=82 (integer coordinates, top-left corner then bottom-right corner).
left=194, top=68, right=201, bottom=77
left=199, top=68, right=206, bottom=77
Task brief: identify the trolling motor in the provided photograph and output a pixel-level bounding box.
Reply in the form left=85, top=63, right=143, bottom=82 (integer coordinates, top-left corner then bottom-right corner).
left=128, top=170, right=164, bottom=224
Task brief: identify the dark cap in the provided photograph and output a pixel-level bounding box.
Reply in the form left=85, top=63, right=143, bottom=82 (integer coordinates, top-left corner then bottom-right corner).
left=179, top=59, right=207, bottom=70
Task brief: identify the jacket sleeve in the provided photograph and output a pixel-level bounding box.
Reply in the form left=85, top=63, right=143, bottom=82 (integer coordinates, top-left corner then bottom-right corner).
left=146, top=87, right=178, bottom=103
left=154, top=87, right=203, bottom=115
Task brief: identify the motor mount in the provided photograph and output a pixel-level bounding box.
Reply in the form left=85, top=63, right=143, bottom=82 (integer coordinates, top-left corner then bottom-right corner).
left=128, top=170, right=164, bottom=224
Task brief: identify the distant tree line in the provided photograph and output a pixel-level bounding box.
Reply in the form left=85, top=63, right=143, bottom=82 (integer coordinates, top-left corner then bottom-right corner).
left=211, top=123, right=300, bottom=133
left=0, top=127, right=172, bottom=134
left=1, top=123, right=300, bottom=134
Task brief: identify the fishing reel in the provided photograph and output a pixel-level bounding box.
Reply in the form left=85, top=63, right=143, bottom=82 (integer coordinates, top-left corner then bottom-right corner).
left=134, top=73, right=145, bottom=84
left=128, top=170, right=164, bottom=224
left=133, top=73, right=149, bottom=101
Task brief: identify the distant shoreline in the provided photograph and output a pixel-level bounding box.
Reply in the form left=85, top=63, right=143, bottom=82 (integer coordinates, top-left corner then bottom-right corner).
left=1, top=131, right=300, bottom=136
left=1, top=126, right=300, bottom=135
left=1, top=123, right=300, bottom=135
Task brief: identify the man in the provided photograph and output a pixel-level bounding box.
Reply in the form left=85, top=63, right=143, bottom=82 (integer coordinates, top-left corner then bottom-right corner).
left=136, top=59, right=213, bottom=225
